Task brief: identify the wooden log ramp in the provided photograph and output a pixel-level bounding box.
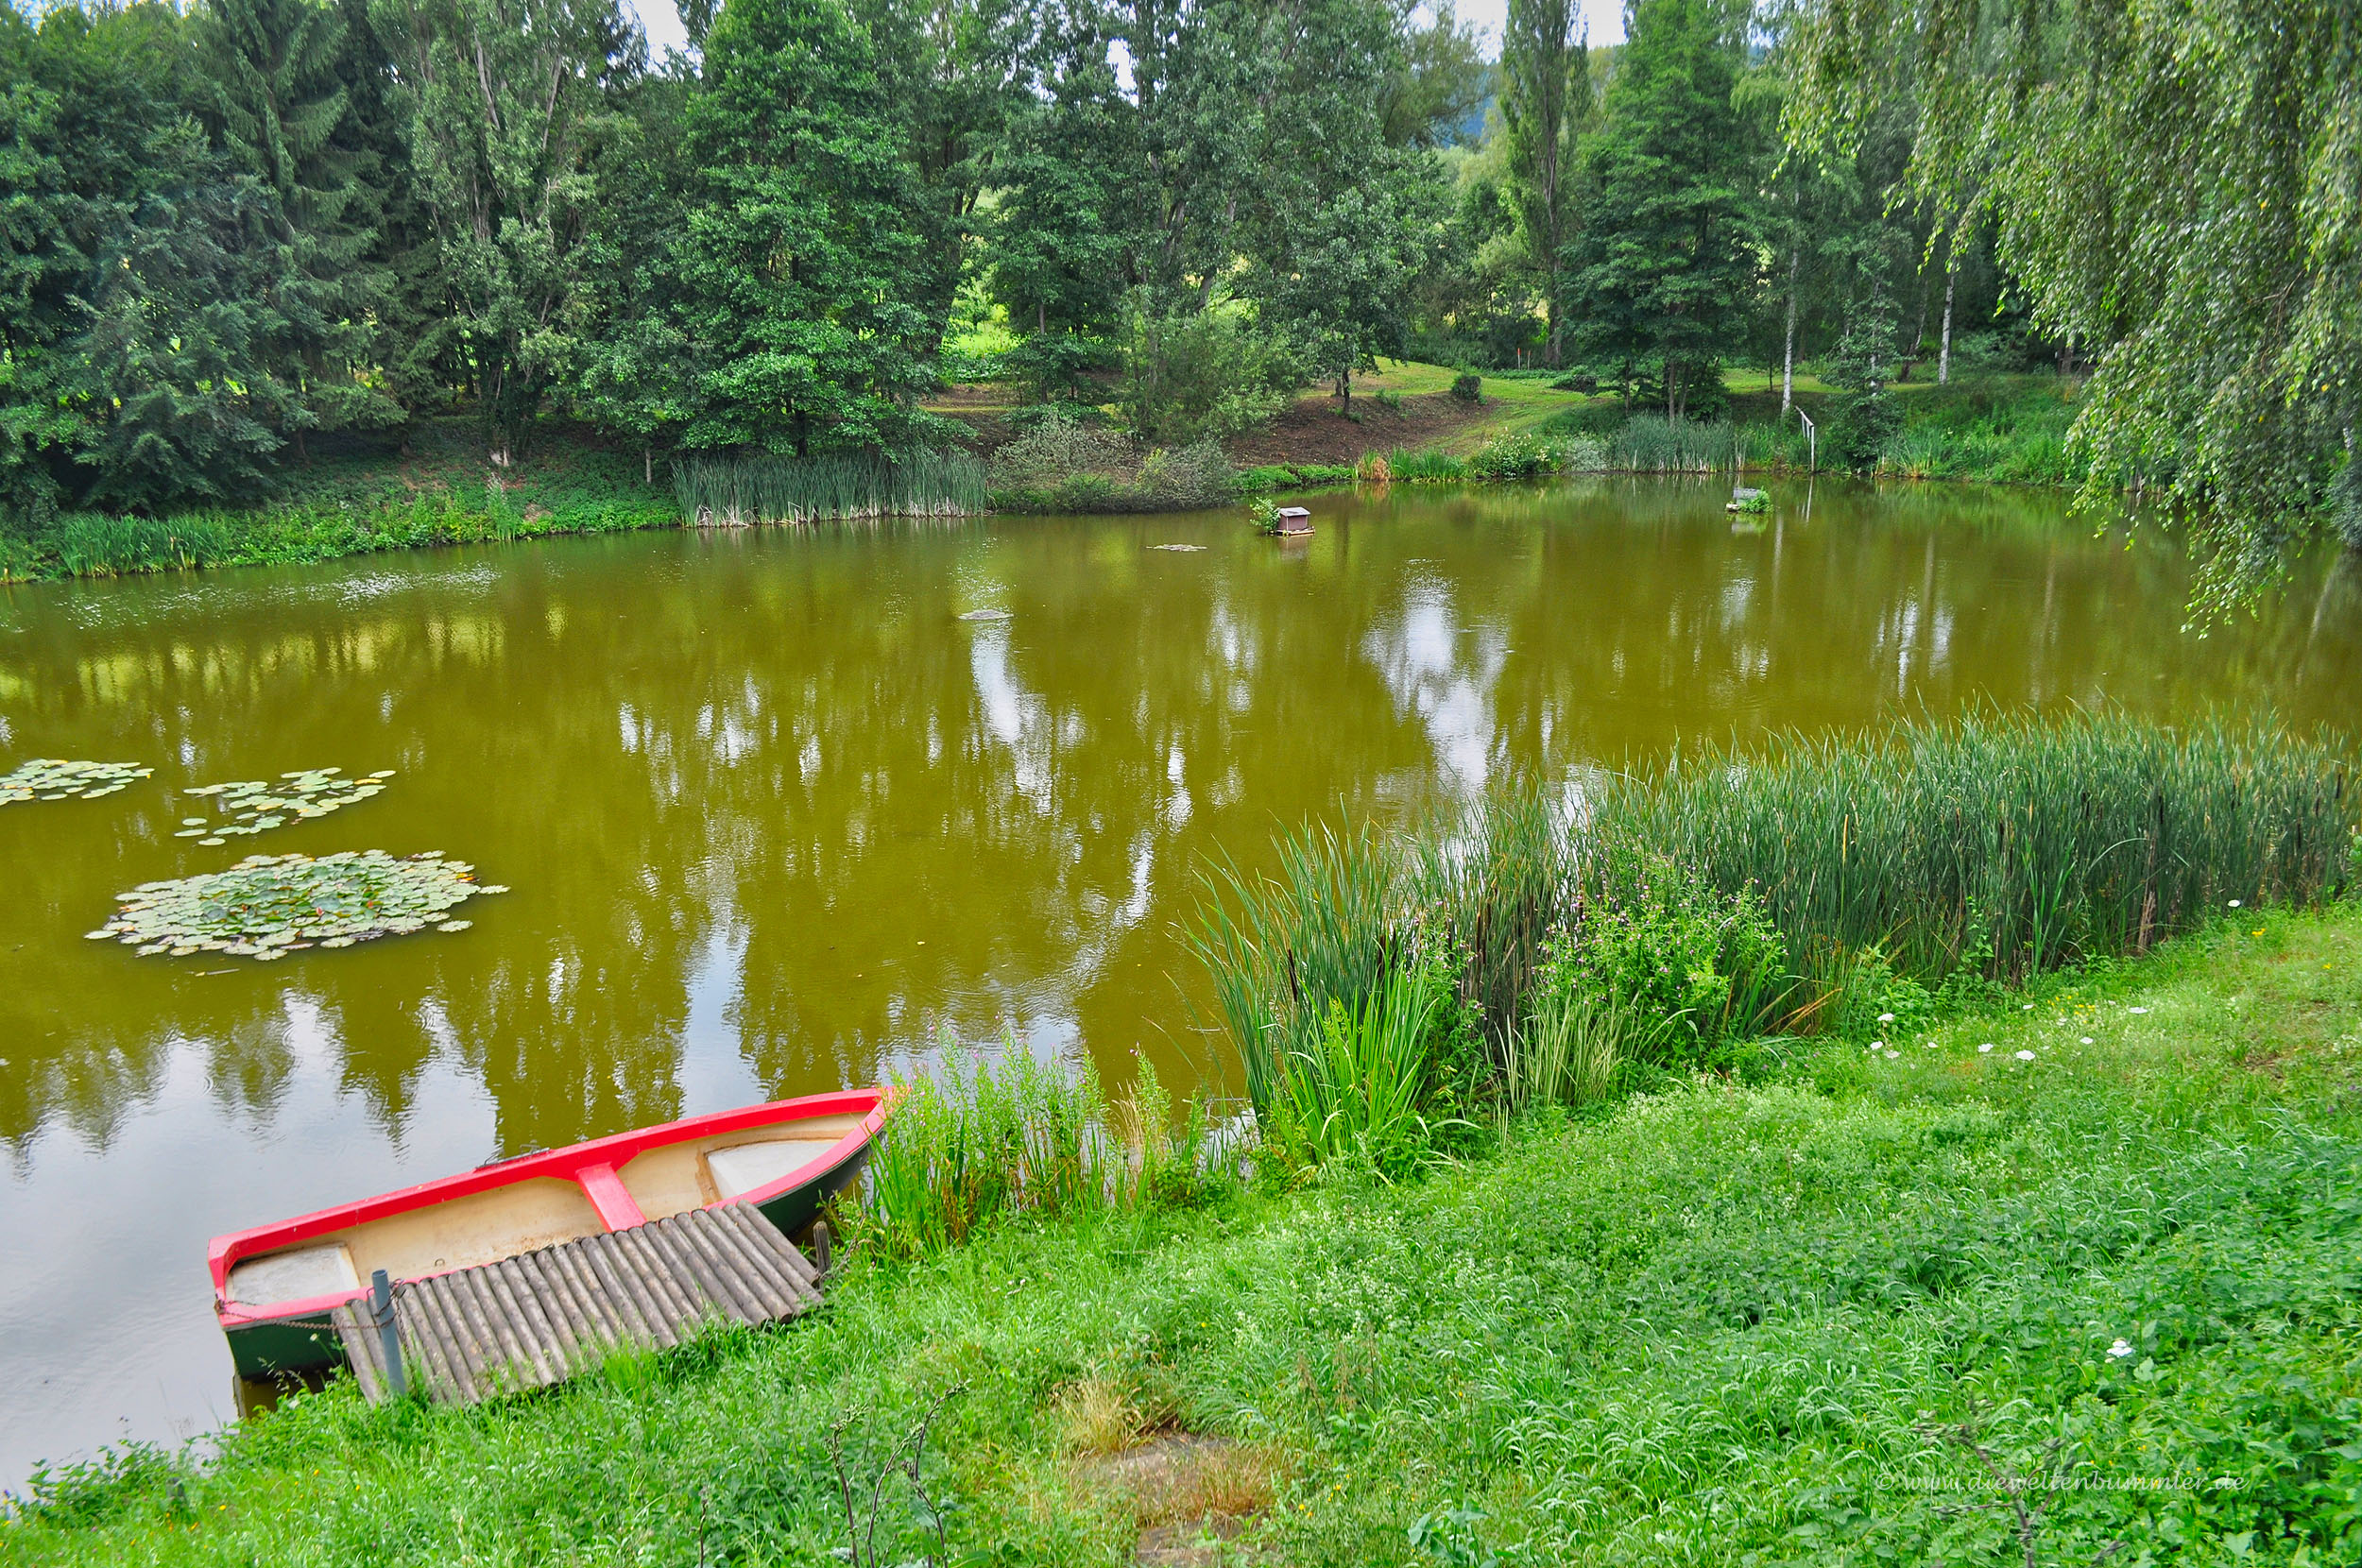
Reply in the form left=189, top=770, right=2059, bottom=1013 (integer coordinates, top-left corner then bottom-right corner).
left=330, top=1202, right=826, bottom=1406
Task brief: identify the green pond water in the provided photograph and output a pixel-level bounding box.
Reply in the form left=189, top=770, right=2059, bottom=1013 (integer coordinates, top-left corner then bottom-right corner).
left=3, top=477, right=2357, bottom=1483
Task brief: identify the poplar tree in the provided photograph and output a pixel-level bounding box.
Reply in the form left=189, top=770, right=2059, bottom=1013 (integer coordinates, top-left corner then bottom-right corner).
left=1497, top=0, right=1587, bottom=366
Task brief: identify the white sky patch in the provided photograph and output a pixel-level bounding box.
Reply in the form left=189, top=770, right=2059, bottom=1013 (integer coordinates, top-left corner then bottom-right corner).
left=629, top=0, right=689, bottom=60
left=626, top=0, right=1624, bottom=73
left=1456, top=0, right=1628, bottom=52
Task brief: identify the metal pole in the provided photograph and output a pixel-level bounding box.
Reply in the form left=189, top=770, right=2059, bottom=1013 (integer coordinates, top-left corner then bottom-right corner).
left=369, top=1269, right=406, bottom=1399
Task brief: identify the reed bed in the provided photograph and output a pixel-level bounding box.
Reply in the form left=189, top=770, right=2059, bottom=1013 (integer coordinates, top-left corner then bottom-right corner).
left=672, top=451, right=988, bottom=527
left=847, top=1043, right=1216, bottom=1261
left=1609, top=414, right=1739, bottom=473
left=1193, top=712, right=2359, bottom=1143
left=1603, top=710, right=2356, bottom=983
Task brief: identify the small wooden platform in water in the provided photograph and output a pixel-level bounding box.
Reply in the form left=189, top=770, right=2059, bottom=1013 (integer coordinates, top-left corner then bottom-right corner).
left=330, top=1202, right=824, bottom=1405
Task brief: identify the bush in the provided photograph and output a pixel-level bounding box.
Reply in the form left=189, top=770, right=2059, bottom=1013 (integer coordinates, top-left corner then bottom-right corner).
left=1465, top=433, right=1556, bottom=481
left=1829, top=390, right=1904, bottom=472
left=1559, top=846, right=1791, bottom=1067
left=1448, top=373, right=1482, bottom=403
left=1118, top=308, right=1302, bottom=445
left=986, top=412, right=1135, bottom=492
left=1135, top=441, right=1237, bottom=509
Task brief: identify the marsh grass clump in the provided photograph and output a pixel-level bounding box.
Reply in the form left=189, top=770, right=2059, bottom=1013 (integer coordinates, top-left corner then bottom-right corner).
left=849, top=1045, right=1220, bottom=1261
left=672, top=451, right=987, bottom=527
left=1607, top=710, right=2355, bottom=986
left=1193, top=712, right=2358, bottom=1138
left=1610, top=414, right=1737, bottom=472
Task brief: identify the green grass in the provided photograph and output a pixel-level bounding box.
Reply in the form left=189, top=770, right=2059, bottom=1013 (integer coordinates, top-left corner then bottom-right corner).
left=11, top=902, right=2362, bottom=1564
left=0, top=418, right=680, bottom=583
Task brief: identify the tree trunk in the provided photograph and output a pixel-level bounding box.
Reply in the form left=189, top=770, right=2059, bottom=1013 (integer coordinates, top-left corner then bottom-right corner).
left=1782, top=242, right=1799, bottom=416
left=644, top=446, right=653, bottom=486
left=1938, top=267, right=1955, bottom=385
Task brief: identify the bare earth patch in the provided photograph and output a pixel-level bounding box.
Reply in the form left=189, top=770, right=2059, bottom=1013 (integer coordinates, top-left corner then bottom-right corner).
left=1223, top=391, right=1489, bottom=467
left=1068, top=1433, right=1279, bottom=1566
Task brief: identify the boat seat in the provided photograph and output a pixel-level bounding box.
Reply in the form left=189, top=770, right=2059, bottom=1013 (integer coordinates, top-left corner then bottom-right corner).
left=705, top=1138, right=841, bottom=1201
left=228, top=1242, right=360, bottom=1306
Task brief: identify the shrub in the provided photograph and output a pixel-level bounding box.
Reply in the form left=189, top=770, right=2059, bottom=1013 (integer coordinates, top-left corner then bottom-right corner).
left=1448, top=374, right=1482, bottom=403
left=1118, top=308, right=1301, bottom=444
left=1465, top=433, right=1556, bottom=481
left=1560, top=845, right=1791, bottom=1066
left=1135, top=440, right=1237, bottom=509
left=1829, top=390, right=1903, bottom=472
left=987, top=412, right=1136, bottom=492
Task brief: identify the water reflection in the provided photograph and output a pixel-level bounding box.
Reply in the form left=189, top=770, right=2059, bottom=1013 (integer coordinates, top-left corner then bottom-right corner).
left=0, top=477, right=2357, bottom=1481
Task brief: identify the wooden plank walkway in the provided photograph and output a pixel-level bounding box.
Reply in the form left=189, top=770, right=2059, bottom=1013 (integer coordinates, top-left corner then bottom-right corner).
left=331, top=1202, right=824, bottom=1405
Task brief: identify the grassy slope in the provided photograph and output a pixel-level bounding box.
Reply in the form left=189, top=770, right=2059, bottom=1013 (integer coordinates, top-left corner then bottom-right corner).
left=12, top=902, right=2359, bottom=1565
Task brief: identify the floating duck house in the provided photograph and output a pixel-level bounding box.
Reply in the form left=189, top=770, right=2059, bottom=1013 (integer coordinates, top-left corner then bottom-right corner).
left=1275, top=506, right=1312, bottom=535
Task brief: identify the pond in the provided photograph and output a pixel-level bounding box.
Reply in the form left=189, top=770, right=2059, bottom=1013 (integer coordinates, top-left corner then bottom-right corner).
left=3, top=477, right=2358, bottom=1483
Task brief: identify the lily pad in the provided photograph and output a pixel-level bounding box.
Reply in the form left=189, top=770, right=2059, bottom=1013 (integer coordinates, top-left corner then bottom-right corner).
left=0, top=758, right=155, bottom=805
left=100, top=850, right=500, bottom=961
left=177, top=764, right=396, bottom=839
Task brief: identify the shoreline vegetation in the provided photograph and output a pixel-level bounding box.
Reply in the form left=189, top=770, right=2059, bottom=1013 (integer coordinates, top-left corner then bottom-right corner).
left=11, top=712, right=2362, bottom=1564
left=0, top=367, right=2093, bottom=587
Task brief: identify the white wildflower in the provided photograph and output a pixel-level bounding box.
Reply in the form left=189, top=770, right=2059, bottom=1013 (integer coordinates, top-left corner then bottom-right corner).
left=1978, top=1043, right=1995, bottom=1053
left=2015, top=1049, right=2036, bottom=1061
left=2108, top=1338, right=2134, bottom=1359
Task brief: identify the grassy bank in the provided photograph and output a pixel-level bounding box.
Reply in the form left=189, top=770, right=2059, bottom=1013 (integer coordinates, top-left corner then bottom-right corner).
left=9, top=715, right=2359, bottom=1565
left=10, top=906, right=2359, bottom=1564
left=0, top=370, right=2099, bottom=586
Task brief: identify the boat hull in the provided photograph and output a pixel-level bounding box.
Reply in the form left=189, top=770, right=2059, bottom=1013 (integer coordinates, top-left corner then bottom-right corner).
left=213, top=1088, right=887, bottom=1377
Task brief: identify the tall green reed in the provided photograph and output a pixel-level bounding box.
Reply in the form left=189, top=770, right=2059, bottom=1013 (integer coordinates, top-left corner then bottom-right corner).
left=673, top=451, right=988, bottom=526
left=1261, top=963, right=1441, bottom=1181
left=1602, top=710, right=2355, bottom=985
left=847, top=1043, right=1216, bottom=1261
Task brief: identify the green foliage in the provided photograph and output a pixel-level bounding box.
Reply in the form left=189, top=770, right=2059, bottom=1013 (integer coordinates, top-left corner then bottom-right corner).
left=1260, top=963, right=1447, bottom=1184
left=1388, top=447, right=1468, bottom=481
left=672, top=450, right=986, bottom=524
left=672, top=0, right=944, bottom=454
left=1447, top=373, right=1482, bottom=403
left=1560, top=846, right=1791, bottom=1065
left=1117, top=307, right=1302, bottom=447
left=987, top=409, right=1237, bottom=514
left=1497, top=0, right=1590, bottom=366
left=1609, top=414, right=1735, bottom=472
left=1827, top=390, right=1903, bottom=473
left=1562, top=0, right=1765, bottom=421
left=1790, top=0, right=2362, bottom=619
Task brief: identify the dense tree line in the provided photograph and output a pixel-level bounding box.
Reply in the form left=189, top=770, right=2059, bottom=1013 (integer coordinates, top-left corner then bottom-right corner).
left=3, top=0, right=2347, bottom=587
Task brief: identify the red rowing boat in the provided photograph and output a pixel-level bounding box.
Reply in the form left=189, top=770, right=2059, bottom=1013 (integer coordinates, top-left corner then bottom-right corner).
left=209, top=1088, right=888, bottom=1377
